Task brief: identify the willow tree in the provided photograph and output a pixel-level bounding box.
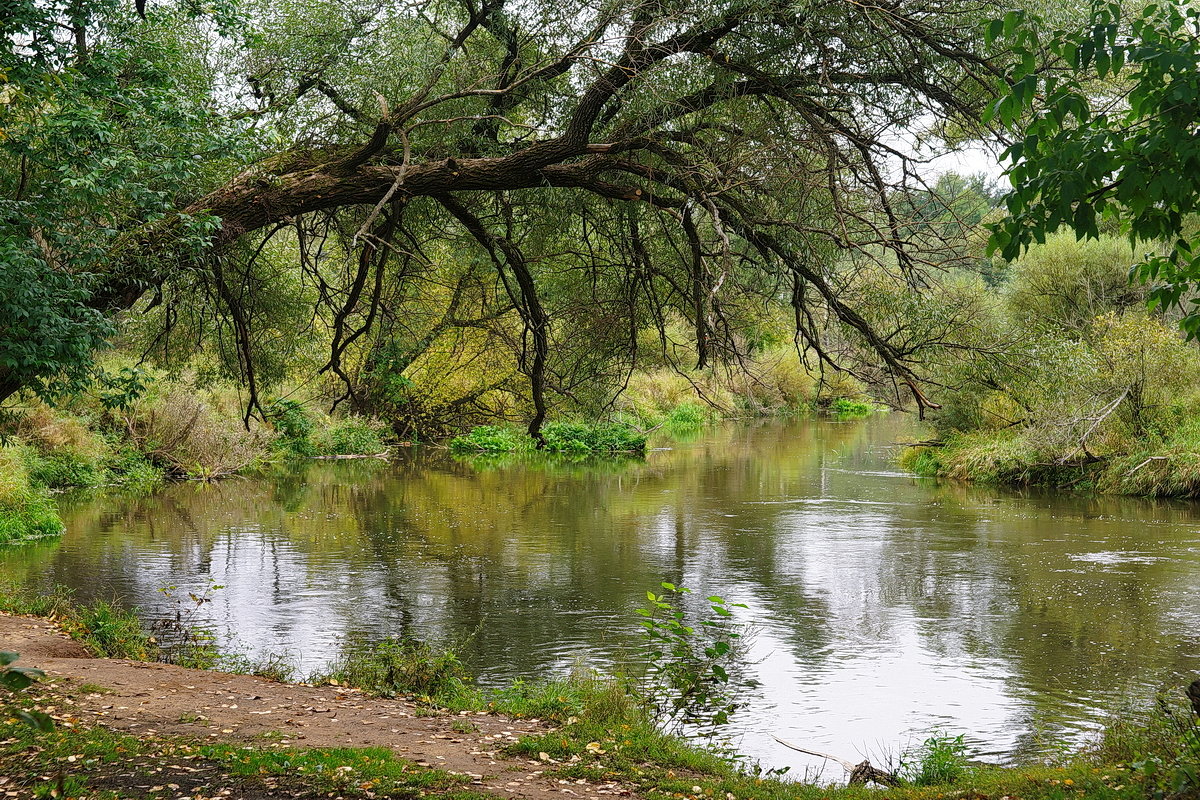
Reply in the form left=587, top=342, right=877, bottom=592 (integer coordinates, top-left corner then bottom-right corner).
left=1, top=0, right=1004, bottom=436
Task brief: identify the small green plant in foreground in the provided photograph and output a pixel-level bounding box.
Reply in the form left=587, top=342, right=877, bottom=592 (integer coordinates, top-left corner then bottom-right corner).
left=0, top=651, right=53, bottom=733
left=899, top=733, right=973, bottom=786
left=634, top=582, right=747, bottom=734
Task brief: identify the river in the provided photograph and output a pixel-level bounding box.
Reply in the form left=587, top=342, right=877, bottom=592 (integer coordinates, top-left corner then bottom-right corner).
left=3, top=415, right=1199, bottom=775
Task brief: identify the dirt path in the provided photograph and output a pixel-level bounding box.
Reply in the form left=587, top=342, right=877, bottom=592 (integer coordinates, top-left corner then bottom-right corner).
left=0, top=614, right=637, bottom=800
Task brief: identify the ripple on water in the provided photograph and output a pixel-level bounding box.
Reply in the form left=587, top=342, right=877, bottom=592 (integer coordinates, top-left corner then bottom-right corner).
left=1067, top=551, right=1169, bottom=566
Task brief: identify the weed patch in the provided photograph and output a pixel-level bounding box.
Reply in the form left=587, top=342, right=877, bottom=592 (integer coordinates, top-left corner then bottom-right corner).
left=450, top=421, right=646, bottom=454
left=316, top=635, right=474, bottom=703
left=0, top=448, right=63, bottom=543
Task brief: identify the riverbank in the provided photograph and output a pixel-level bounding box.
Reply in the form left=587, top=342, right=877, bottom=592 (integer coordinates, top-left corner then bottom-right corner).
left=3, top=611, right=1198, bottom=800
left=0, top=360, right=879, bottom=544
left=899, top=427, right=1200, bottom=497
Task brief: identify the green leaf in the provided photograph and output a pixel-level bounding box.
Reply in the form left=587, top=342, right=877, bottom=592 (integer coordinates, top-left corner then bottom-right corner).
left=986, top=18, right=1004, bottom=44
left=16, top=710, right=54, bottom=733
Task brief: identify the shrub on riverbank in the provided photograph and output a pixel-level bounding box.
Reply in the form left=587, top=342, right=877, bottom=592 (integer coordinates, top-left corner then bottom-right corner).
left=267, top=399, right=390, bottom=458
left=0, top=449, right=62, bottom=543
left=904, top=231, right=1200, bottom=497
left=1, top=372, right=392, bottom=489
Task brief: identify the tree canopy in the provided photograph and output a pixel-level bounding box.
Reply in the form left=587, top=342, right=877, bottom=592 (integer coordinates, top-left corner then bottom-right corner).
left=1, top=0, right=1007, bottom=433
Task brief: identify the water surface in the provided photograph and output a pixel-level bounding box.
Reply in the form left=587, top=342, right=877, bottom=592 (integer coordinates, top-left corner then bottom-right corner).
left=3, top=416, right=1199, bottom=774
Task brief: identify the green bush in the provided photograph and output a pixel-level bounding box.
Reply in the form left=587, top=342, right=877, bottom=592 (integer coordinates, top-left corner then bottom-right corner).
left=105, top=450, right=166, bottom=491
left=1006, top=232, right=1145, bottom=334
left=23, top=449, right=105, bottom=490
left=450, top=421, right=646, bottom=454
left=267, top=399, right=317, bottom=456
left=825, top=397, right=876, bottom=417
left=541, top=421, right=646, bottom=453
left=0, top=449, right=63, bottom=543
left=448, top=424, right=530, bottom=453
left=316, top=417, right=387, bottom=456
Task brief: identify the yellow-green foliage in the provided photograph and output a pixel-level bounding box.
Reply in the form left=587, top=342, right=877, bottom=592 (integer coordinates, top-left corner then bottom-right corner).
left=912, top=230, right=1200, bottom=498
left=8, top=401, right=112, bottom=489
left=311, top=415, right=389, bottom=456
left=384, top=325, right=526, bottom=435
left=123, top=380, right=272, bottom=479
left=0, top=448, right=63, bottom=543
left=618, top=347, right=863, bottom=425
left=621, top=368, right=735, bottom=422
left=1006, top=233, right=1146, bottom=333
left=909, top=311, right=1200, bottom=494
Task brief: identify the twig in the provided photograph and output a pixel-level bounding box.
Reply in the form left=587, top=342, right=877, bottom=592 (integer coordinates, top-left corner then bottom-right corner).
left=1059, top=388, right=1129, bottom=464
left=1126, top=456, right=1168, bottom=476
left=771, top=736, right=856, bottom=771
left=352, top=102, right=409, bottom=247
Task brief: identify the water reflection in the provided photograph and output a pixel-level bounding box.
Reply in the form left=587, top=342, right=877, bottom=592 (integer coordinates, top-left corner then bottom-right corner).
left=2, top=416, right=1199, bottom=771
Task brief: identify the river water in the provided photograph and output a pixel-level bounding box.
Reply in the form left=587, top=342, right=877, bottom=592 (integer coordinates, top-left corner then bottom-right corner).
left=3, top=415, right=1199, bottom=774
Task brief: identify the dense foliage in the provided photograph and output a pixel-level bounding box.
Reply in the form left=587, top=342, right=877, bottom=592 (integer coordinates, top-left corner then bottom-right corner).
left=1, top=0, right=1012, bottom=438
left=1, top=0, right=244, bottom=399
left=989, top=1, right=1200, bottom=334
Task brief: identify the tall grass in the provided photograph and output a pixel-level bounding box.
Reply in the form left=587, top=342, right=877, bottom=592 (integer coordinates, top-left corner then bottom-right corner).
left=0, top=448, right=63, bottom=543
left=315, top=636, right=474, bottom=703
left=0, top=583, right=154, bottom=660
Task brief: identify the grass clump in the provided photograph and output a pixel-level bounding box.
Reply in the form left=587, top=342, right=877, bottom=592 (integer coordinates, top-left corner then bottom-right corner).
left=316, top=635, right=474, bottom=703
left=63, top=599, right=157, bottom=660
left=899, top=733, right=973, bottom=786
left=0, top=583, right=154, bottom=660
left=448, top=424, right=530, bottom=453
left=0, top=448, right=63, bottom=543
left=315, top=416, right=388, bottom=455
left=824, top=397, right=877, bottom=417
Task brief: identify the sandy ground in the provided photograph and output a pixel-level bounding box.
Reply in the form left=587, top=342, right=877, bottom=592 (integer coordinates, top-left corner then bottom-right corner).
left=0, top=613, right=638, bottom=800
